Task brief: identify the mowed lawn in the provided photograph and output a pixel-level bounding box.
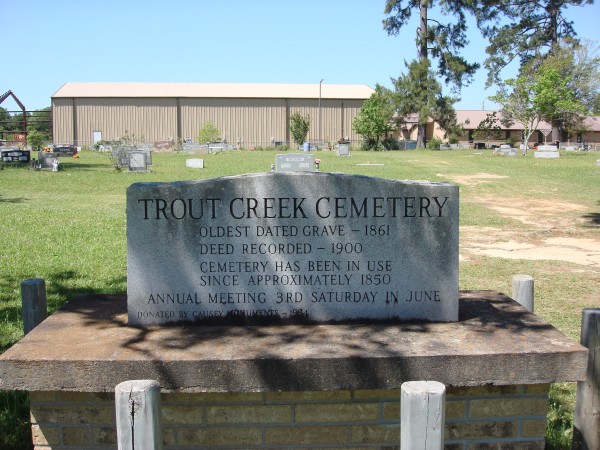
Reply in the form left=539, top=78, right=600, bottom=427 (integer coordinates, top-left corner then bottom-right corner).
left=1, top=147, right=599, bottom=448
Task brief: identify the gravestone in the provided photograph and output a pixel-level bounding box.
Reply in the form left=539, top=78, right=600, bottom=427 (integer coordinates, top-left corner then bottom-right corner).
left=494, top=144, right=517, bottom=157
left=183, top=143, right=203, bottom=154
left=535, top=145, right=560, bottom=158
left=275, top=153, right=315, bottom=172
left=128, top=151, right=149, bottom=172
left=338, top=144, right=350, bottom=156
left=186, top=158, right=204, bottom=169
left=36, top=151, right=57, bottom=170
left=127, top=173, right=459, bottom=325
left=1, top=148, right=30, bottom=163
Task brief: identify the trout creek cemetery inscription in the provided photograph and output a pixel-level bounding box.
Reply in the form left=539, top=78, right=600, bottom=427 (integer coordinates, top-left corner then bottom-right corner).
left=126, top=173, right=459, bottom=325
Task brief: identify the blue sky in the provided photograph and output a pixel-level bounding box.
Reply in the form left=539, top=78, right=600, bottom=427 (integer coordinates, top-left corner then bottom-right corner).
left=2, top=0, right=599, bottom=112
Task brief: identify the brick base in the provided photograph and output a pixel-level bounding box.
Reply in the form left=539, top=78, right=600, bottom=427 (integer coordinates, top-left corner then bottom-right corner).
left=29, top=384, right=548, bottom=449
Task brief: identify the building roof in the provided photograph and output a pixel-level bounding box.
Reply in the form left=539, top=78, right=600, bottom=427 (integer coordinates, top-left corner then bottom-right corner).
left=455, top=110, right=551, bottom=131
left=456, top=110, right=600, bottom=132
left=52, top=82, right=375, bottom=100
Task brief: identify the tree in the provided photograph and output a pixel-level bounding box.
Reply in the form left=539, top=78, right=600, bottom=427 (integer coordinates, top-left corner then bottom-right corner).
left=471, top=111, right=503, bottom=144
left=197, top=121, right=221, bottom=144
left=391, top=59, right=459, bottom=148
left=289, top=113, right=310, bottom=147
left=489, top=73, right=544, bottom=151
left=535, top=40, right=600, bottom=138
left=352, top=85, right=395, bottom=149
left=383, top=0, right=479, bottom=146
left=27, top=107, right=52, bottom=138
left=475, top=0, right=592, bottom=85
left=27, top=130, right=45, bottom=151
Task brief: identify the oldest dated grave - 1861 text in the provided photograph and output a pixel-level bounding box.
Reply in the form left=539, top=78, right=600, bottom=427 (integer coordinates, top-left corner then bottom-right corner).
left=126, top=172, right=459, bottom=325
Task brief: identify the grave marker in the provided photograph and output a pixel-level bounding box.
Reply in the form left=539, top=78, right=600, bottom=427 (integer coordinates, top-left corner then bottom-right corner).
left=127, top=173, right=459, bottom=325
left=275, top=153, right=315, bottom=172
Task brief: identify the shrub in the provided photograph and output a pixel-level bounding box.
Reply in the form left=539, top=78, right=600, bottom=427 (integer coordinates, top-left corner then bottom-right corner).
left=427, top=137, right=443, bottom=150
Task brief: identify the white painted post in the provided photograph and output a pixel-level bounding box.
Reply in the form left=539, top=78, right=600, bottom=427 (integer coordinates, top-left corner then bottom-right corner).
left=115, top=380, right=163, bottom=450
left=572, top=309, right=600, bottom=450
left=401, top=381, right=445, bottom=450
left=20, top=278, right=47, bottom=334
left=512, top=274, right=534, bottom=312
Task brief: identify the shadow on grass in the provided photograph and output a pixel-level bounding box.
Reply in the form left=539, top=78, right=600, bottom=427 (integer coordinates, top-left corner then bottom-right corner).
left=581, top=200, right=600, bottom=227
left=0, top=195, right=29, bottom=203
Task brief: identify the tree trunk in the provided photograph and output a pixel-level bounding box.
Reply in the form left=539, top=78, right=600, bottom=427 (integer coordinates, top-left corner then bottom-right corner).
left=417, top=0, right=428, bottom=148
left=551, top=118, right=562, bottom=146
left=417, top=124, right=427, bottom=148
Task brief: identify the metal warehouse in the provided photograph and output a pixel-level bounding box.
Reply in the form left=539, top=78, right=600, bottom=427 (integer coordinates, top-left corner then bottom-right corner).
left=51, top=82, right=375, bottom=148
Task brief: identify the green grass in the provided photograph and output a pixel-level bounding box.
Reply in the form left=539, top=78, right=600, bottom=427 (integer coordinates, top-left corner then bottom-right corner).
left=1, top=147, right=599, bottom=448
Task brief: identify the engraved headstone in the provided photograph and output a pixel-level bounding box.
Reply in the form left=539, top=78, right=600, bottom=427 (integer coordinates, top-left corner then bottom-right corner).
left=338, top=144, right=350, bottom=156
left=127, top=173, right=459, bottom=325
left=128, top=151, right=148, bottom=172
left=275, top=154, right=314, bottom=172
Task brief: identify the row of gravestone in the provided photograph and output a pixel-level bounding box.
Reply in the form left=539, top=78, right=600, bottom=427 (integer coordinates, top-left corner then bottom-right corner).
left=185, top=151, right=347, bottom=173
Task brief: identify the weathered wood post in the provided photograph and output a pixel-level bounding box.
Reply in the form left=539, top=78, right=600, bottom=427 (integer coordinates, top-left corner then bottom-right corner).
left=115, top=380, right=163, bottom=450
left=512, top=274, right=534, bottom=312
left=572, top=308, right=600, bottom=450
left=20, top=278, right=47, bottom=334
left=401, top=381, right=445, bottom=450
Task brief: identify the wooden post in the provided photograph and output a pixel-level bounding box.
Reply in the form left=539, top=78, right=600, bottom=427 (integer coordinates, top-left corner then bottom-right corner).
left=401, top=381, right=445, bottom=450
left=512, top=274, right=534, bottom=312
left=115, top=380, right=163, bottom=450
left=572, top=309, right=600, bottom=450
left=20, top=278, right=47, bottom=334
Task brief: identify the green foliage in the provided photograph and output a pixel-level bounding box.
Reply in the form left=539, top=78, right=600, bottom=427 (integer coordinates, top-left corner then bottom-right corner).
left=26, top=107, right=52, bottom=139
left=0, top=391, right=32, bottom=450
left=490, top=75, right=543, bottom=146
left=426, top=136, right=443, bottom=150
left=472, top=111, right=504, bottom=141
left=352, top=85, right=394, bottom=145
left=197, top=122, right=221, bottom=144
left=474, top=0, right=593, bottom=87
left=26, top=130, right=45, bottom=150
left=383, top=0, right=479, bottom=91
left=289, top=112, right=310, bottom=146
left=391, top=59, right=458, bottom=147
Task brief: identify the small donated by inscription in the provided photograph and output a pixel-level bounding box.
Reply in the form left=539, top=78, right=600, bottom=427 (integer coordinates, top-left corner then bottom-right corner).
left=126, top=172, right=459, bottom=326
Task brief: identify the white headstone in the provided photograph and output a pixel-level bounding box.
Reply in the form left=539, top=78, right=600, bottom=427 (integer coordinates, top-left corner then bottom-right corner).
left=186, top=159, right=204, bottom=169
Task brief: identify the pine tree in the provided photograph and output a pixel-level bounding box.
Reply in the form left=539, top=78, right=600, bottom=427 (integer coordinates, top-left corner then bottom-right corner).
left=383, top=0, right=478, bottom=146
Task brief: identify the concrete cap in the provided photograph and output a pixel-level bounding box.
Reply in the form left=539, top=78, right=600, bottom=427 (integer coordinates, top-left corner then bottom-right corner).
left=0, top=291, right=587, bottom=392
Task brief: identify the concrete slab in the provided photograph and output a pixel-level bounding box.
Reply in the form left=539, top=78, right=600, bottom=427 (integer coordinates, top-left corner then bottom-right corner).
left=0, top=291, right=586, bottom=393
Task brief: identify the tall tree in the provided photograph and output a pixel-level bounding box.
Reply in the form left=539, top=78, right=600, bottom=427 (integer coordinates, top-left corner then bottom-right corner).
left=489, top=73, right=544, bottom=151
left=352, top=85, right=395, bottom=149
left=473, top=0, right=592, bottom=141
left=383, top=0, right=479, bottom=146
left=475, top=0, right=592, bottom=84
left=391, top=59, right=459, bottom=148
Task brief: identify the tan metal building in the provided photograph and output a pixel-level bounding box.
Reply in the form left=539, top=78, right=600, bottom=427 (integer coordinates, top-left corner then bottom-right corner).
left=51, top=82, right=374, bottom=148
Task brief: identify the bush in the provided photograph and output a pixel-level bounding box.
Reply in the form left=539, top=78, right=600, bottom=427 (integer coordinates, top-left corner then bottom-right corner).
left=382, top=136, right=401, bottom=150
left=427, top=137, right=443, bottom=150
left=361, top=139, right=386, bottom=151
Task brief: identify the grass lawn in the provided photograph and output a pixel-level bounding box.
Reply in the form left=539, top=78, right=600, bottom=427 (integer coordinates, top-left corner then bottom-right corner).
left=1, top=147, right=599, bottom=449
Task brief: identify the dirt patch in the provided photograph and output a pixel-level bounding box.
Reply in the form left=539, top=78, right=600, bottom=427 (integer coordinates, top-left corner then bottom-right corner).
left=438, top=172, right=509, bottom=186
left=458, top=195, right=600, bottom=270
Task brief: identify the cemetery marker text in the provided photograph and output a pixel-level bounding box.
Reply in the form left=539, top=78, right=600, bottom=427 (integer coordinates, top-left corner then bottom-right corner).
left=127, top=173, right=459, bottom=325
